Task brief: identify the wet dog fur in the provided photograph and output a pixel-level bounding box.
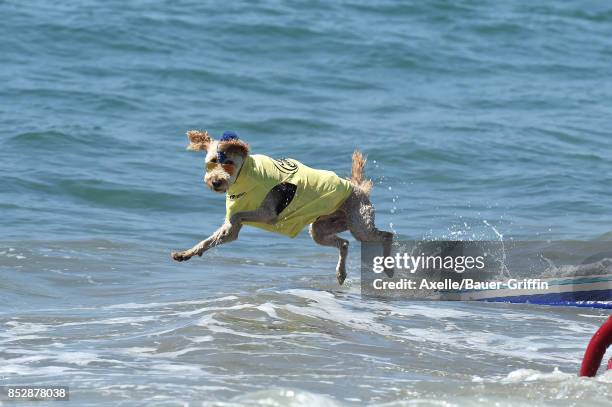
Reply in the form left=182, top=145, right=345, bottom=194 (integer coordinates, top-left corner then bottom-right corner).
left=171, top=130, right=393, bottom=285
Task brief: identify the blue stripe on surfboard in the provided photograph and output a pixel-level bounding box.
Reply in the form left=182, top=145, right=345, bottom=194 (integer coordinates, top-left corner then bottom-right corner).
left=477, top=289, right=612, bottom=309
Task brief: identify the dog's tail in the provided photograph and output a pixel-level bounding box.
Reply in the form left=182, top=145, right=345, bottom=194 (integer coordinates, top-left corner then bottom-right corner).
left=350, top=150, right=373, bottom=195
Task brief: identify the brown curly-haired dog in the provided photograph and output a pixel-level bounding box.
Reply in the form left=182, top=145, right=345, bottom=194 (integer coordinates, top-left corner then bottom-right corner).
left=171, top=130, right=392, bottom=285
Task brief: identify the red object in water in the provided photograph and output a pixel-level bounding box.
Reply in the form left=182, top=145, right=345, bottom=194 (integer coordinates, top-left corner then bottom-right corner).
left=579, top=315, right=612, bottom=377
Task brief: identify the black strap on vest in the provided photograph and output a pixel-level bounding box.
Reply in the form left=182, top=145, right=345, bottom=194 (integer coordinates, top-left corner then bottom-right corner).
left=271, top=182, right=297, bottom=215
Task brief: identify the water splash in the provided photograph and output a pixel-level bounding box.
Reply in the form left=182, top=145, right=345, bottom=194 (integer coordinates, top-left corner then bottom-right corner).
left=483, top=219, right=511, bottom=277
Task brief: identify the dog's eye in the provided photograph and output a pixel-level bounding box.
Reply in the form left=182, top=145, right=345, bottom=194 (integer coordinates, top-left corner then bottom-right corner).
left=210, top=158, right=217, bottom=163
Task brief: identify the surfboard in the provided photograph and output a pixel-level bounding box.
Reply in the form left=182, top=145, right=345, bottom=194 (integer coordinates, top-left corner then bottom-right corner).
left=439, top=274, right=612, bottom=309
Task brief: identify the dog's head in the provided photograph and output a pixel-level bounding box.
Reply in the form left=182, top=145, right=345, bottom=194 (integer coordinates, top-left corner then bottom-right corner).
left=186, top=130, right=249, bottom=193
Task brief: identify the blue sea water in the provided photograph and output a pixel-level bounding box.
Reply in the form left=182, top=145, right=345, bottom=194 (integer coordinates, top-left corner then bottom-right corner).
left=1, top=1, right=612, bottom=406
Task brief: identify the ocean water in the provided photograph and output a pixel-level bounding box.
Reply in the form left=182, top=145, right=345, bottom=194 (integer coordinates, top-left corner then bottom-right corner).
left=1, top=0, right=612, bottom=405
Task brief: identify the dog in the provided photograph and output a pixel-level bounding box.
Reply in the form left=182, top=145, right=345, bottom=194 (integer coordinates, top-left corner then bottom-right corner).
left=171, top=130, right=393, bottom=285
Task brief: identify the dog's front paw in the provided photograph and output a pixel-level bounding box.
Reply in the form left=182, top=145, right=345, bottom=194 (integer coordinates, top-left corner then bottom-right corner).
left=172, top=250, right=193, bottom=262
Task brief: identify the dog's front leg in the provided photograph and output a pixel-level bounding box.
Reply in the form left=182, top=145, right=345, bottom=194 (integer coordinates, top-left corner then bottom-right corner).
left=171, top=190, right=279, bottom=262
left=171, top=221, right=242, bottom=262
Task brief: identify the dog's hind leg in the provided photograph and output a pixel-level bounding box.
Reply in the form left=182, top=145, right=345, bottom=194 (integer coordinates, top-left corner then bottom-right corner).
left=346, top=192, right=393, bottom=258
left=309, top=212, right=349, bottom=285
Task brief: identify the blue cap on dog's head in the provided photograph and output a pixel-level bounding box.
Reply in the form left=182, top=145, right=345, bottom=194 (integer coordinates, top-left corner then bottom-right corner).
left=217, top=131, right=239, bottom=163
left=220, top=131, right=239, bottom=142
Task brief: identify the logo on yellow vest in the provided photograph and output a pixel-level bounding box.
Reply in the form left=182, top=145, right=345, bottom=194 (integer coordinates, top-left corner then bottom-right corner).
left=228, top=192, right=246, bottom=200
left=272, top=158, right=298, bottom=175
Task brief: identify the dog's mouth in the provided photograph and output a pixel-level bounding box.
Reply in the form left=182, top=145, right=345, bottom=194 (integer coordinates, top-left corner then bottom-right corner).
left=208, top=179, right=228, bottom=193
left=205, top=167, right=232, bottom=193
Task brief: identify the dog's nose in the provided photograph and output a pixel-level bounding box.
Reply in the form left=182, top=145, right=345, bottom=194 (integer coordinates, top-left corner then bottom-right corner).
left=211, top=180, right=222, bottom=188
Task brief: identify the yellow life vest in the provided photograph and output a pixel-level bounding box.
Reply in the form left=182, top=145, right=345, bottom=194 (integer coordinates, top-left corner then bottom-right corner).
left=226, top=154, right=353, bottom=238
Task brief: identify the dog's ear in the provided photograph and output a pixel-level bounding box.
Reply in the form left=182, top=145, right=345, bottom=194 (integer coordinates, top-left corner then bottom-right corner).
left=186, top=130, right=212, bottom=151
left=217, top=131, right=249, bottom=157
left=218, top=138, right=250, bottom=157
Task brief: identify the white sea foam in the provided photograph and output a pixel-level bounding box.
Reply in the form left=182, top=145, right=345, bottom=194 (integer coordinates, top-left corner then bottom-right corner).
left=196, top=313, right=306, bottom=340
left=219, top=388, right=343, bottom=407
left=501, top=367, right=573, bottom=383
left=0, top=364, right=73, bottom=377
left=0, top=334, right=44, bottom=344
left=256, top=302, right=280, bottom=319
left=3, top=321, right=50, bottom=334
left=53, top=351, right=105, bottom=366
left=2, top=349, right=120, bottom=368
left=285, top=289, right=474, bottom=319
left=155, top=347, right=202, bottom=358
left=282, top=289, right=392, bottom=335
left=173, top=303, right=256, bottom=317
left=120, top=346, right=157, bottom=355
left=105, top=295, right=239, bottom=310
left=152, top=363, right=204, bottom=375
left=403, top=326, right=579, bottom=362
left=55, top=315, right=159, bottom=327
left=276, top=289, right=600, bottom=364
left=191, top=335, right=214, bottom=343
